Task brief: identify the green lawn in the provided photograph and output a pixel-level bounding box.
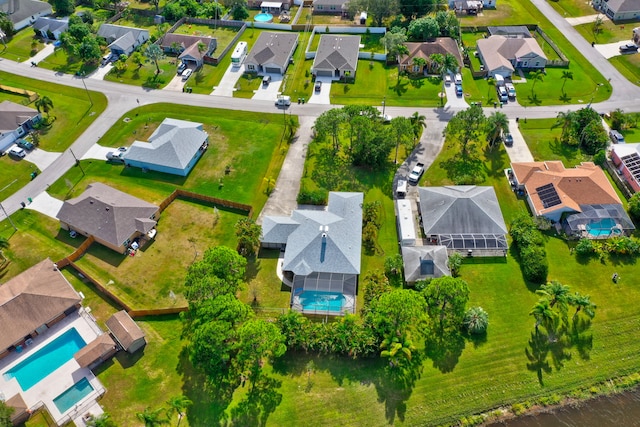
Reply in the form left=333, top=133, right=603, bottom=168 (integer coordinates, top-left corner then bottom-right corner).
left=518, top=118, right=592, bottom=166
left=36, top=46, right=99, bottom=76
left=113, top=11, right=158, bottom=30
left=574, top=19, right=640, bottom=44
left=104, top=51, right=180, bottom=89
left=172, top=23, right=241, bottom=50
left=609, top=54, right=640, bottom=87
left=547, top=0, right=598, bottom=17
left=233, top=73, right=262, bottom=98
left=0, top=156, right=40, bottom=201
left=0, top=28, right=45, bottom=61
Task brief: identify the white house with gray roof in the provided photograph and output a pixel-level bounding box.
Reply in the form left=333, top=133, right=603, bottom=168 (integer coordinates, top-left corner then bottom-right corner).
left=594, top=0, right=640, bottom=21
left=418, top=186, right=508, bottom=256
left=244, top=32, right=299, bottom=75
left=97, top=24, right=149, bottom=56
left=261, top=192, right=362, bottom=315
left=32, top=16, right=68, bottom=40
left=312, top=0, right=350, bottom=16
left=0, top=0, right=51, bottom=31
left=123, top=118, right=208, bottom=176
left=312, top=34, right=360, bottom=78
left=476, top=35, right=546, bottom=78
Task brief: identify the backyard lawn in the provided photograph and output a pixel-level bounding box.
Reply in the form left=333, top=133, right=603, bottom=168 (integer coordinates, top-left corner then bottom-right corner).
left=0, top=28, right=45, bottom=62
left=36, top=46, right=99, bottom=76
left=104, top=50, right=180, bottom=89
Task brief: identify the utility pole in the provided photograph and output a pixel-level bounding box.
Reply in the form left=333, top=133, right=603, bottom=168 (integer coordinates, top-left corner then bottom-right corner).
left=70, top=149, right=85, bottom=175
left=0, top=202, right=17, bottom=231
left=80, top=72, right=93, bottom=107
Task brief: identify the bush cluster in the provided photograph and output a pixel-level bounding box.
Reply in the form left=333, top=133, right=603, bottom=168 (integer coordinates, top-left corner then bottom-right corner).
left=510, top=215, right=549, bottom=284
left=575, top=236, right=640, bottom=258
left=297, top=188, right=328, bottom=205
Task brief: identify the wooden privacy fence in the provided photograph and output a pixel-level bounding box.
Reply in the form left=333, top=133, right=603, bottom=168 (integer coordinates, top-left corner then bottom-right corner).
left=158, top=189, right=254, bottom=217
left=128, top=307, right=188, bottom=318
left=0, top=85, right=38, bottom=103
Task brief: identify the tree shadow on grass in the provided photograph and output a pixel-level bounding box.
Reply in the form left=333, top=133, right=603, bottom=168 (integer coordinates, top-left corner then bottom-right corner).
left=229, top=375, right=282, bottom=427
left=526, top=93, right=542, bottom=106
left=440, top=154, right=486, bottom=185
left=483, top=144, right=510, bottom=178
left=559, top=93, right=572, bottom=103
left=525, top=328, right=552, bottom=386
left=391, top=79, right=409, bottom=96
left=424, top=329, right=465, bottom=373
left=547, top=137, right=582, bottom=164
left=311, top=147, right=359, bottom=191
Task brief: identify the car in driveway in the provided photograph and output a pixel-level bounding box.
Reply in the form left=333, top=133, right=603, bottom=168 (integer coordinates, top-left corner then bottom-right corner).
left=609, top=129, right=625, bottom=144
left=503, top=133, right=514, bottom=147
left=455, top=84, right=463, bottom=97
left=182, top=69, right=193, bottom=81
left=275, top=95, right=291, bottom=107
left=262, top=75, right=272, bottom=86
left=9, top=147, right=26, bottom=158
left=619, top=43, right=638, bottom=53
left=314, top=81, right=322, bottom=92
left=106, top=151, right=125, bottom=163
left=177, top=62, right=187, bottom=75
left=16, top=139, right=34, bottom=150
left=444, top=75, right=452, bottom=85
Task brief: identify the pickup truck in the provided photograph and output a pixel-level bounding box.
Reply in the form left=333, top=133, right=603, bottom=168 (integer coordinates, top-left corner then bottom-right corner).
left=505, top=83, right=516, bottom=99
left=408, top=162, right=425, bottom=184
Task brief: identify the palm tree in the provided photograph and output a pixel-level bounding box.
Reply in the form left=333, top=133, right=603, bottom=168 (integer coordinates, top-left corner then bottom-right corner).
left=166, top=395, right=193, bottom=427
left=560, top=70, right=573, bottom=94
left=35, top=96, right=54, bottom=117
left=409, top=111, right=427, bottom=143
left=569, top=292, right=597, bottom=320
left=136, top=407, right=169, bottom=427
left=86, top=412, right=117, bottom=427
left=536, top=281, right=571, bottom=313
left=551, top=110, right=575, bottom=144
left=380, top=334, right=414, bottom=368
left=530, top=70, right=545, bottom=97
left=485, top=111, right=509, bottom=148
left=144, top=43, right=164, bottom=75
left=529, top=298, right=556, bottom=332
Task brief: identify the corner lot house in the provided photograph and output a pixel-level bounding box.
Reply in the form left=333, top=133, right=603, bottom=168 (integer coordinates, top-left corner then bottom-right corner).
left=511, top=161, right=635, bottom=238
left=32, top=17, right=68, bottom=40
left=123, top=118, right=208, bottom=176
left=593, top=0, right=640, bottom=21
left=312, top=34, right=360, bottom=79
left=476, top=35, right=547, bottom=78
left=97, top=24, right=149, bottom=56
left=261, top=192, right=362, bottom=315
left=0, top=101, right=41, bottom=154
left=0, top=0, right=51, bottom=31
left=160, top=33, right=217, bottom=69
left=398, top=38, right=462, bottom=74
left=611, top=142, right=640, bottom=193
left=106, top=311, right=146, bottom=353
left=245, top=32, right=299, bottom=75
left=56, top=183, right=159, bottom=254
left=418, top=186, right=508, bottom=256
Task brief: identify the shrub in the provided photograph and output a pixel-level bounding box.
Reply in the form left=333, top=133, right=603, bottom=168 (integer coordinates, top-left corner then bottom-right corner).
left=575, top=238, right=596, bottom=256
left=520, top=245, right=549, bottom=284
left=629, top=193, right=640, bottom=222
left=297, top=188, right=328, bottom=205
left=593, top=149, right=607, bottom=166
left=463, top=306, right=488, bottom=335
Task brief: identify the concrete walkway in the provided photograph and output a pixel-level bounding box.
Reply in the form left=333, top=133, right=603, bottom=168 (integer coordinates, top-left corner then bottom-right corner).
left=211, top=64, right=245, bottom=97
left=25, top=43, right=55, bottom=65
left=25, top=191, right=63, bottom=219
left=565, top=13, right=603, bottom=26
left=504, top=119, right=534, bottom=162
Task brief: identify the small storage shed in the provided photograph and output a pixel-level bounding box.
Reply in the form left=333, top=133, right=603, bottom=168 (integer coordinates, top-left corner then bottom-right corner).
left=396, top=199, right=416, bottom=246
left=106, top=311, right=146, bottom=354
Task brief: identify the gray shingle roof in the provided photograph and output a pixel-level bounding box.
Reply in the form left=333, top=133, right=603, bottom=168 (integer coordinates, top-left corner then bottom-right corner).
left=263, top=192, right=363, bottom=275
left=32, top=16, right=68, bottom=34
left=0, top=100, right=39, bottom=134
left=418, top=186, right=507, bottom=235
left=245, top=32, right=299, bottom=69
left=313, top=35, right=360, bottom=73
left=261, top=216, right=300, bottom=244
left=0, top=0, right=51, bottom=26
left=97, top=24, right=149, bottom=50
left=606, top=0, right=640, bottom=13
left=487, top=26, right=532, bottom=38
left=401, top=246, right=450, bottom=283
left=57, top=182, right=158, bottom=248
left=123, top=118, right=208, bottom=171
left=313, top=0, right=349, bottom=6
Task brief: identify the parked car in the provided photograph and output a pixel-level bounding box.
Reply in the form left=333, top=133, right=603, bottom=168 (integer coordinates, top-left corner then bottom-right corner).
left=314, top=81, right=322, bottom=92
left=177, top=62, right=187, bottom=75
left=101, top=53, right=113, bottom=66
left=609, top=129, right=625, bottom=144
left=16, top=139, right=34, bottom=150
left=497, top=85, right=508, bottom=102
left=262, top=75, right=272, bottom=86
left=408, top=162, right=425, bottom=184
left=454, top=73, right=462, bottom=84
left=619, top=43, right=638, bottom=53
left=503, top=133, right=514, bottom=147
left=275, top=95, right=291, bottom=107
left=9, top=147, right=26, bottom=158
left=455, top=84, right=463, bottom=97
left=444, top=75, right=452, bottom=85
left=117, top=146, right=127, bottom=152
left=106, top=151, right=125, bottom=163
left=182, top=69, right=193, bottom=81
left=505, top=83, right=516, bottom=98
left=396, top=179, right=407, bottom=198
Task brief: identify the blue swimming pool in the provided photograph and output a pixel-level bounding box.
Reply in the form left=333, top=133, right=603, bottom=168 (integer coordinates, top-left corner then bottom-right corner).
left=255, top=13, right=273, bottom=22
left=587, top=218, right=619, bottom=237
left=3, top=328, right=86, bottom=391
left=53, top=377, right=94, bottom=414
left=299, top=291, right=346, bottom=312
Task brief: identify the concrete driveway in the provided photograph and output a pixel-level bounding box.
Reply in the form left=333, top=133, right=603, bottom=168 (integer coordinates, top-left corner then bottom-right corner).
left=252, top=74, right=283, bottom=101
left=25, top=191, right=63, bottom=219
left=165, top=72, right=190, bottom=92
left=82, top=143, right=114, bottom=161
left=504, top=119, right=534, bottom=162
left=88, top=63, right=114, bottom=80
left=565, top=14, right=602, bottom=26
left=24, top=43, right=55, bottom=65
left=595, top=41, right=637, bottom=59
left=211, top=64, right=245, bottom=97
left=25, top=148, right=62, bottom=171
left=307, top=77, right=333, bottom=104
left=443, top=79, right=468, bottom=108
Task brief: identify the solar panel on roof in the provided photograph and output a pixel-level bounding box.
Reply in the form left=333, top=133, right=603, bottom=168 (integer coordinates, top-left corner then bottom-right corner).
left=536, top=183, right=562, bottom=209
left=621, top=153, right=640, bottom=185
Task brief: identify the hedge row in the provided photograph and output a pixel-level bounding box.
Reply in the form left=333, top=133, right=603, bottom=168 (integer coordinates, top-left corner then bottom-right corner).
left=510, top=215, right=549, bottom=284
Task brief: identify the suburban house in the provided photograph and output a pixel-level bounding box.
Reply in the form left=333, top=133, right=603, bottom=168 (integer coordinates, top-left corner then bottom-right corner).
left=261, top=192, right=362, bottom=315
left=73, top=333, right=117, bottom=370
left=488, top=25, right=532, bottom=38
left=449, top=0, right=496, bottom=12
left=106, top=310, right=146, bottom=353
left=611, top=142, right=640, bottom=192
left=401, top=246, right=450, bottom=284
left=97, top=24, right=149, bottom=56
left=593, top=0, right=640, bottom=21
left=398, top=38, right=462, bottom=74
left=0, top=258, right=82, bottom=360
left=476, top=35, right=547, bottom=78
left=56, top=182, right=159, bottom=254
left=0, top=0, right=51, bottom=31
left=32, top=16, right=68, bottom=40
left=159, top=33, right=217, bottom=69
left=313, top=0, right=350, bottom=16
left=0, top=101, right=41, bottom=154
left=247, top=0, right=293, bottom=10
left=510, top=161, right=635, bottom=237
left=123, top=118, right=209, bottom=176
left=312, top=34, right=360, bottom=78
left=244, top=32, right=299, bottom=75
left=418, top=186, right=508, bottom=256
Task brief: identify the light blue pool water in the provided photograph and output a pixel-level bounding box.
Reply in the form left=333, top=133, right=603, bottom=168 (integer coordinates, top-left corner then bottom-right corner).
left=255, top=13, right=273, bottom=22
left=299, top=291, right=345, bottom=312
left=586, top=218, right=618, bottom=237
left=4, top=328, right=86, bottom=391
left=53, top=377, right=94, bottom=414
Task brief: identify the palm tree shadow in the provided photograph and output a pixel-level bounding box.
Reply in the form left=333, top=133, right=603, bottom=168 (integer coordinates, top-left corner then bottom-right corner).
left=374, top=351, right=424, bottom=424
left=525, top=328, right=552, bottom=385
left=229, top=375, right=283, bottom=427
left=425, top=329, right=465, bottom=373
left=559, top=93, right=572, bottom=103
left=527, top=94, right=542, bottom=106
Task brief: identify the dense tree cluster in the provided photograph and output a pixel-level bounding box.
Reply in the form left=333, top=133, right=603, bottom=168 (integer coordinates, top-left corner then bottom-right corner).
left=510, top=214, right=549, bottom=284
left=575, top=236, right=640, bottom=258
left=530, top=281, right=596, bottom=338
left=552, top=108, right=609, bottom=155
left=629, top=193, right=640, bottom=222
left=407, top=12, right=460, bottom=41
left=58, top=16, right=101, bottom=64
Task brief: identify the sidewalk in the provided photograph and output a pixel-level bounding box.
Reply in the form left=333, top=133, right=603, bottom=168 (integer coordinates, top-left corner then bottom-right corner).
left=25, top=43, right=55, bottom=65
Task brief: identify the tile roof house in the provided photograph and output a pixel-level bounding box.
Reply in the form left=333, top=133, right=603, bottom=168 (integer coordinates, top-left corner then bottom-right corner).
left=32, top=16, right=68, bottom=40
left=511, top=161, right=635, bottom=237
left=261, top=192, right=363, bottom=315
left=0, top=101, right=41, bottom=154
left=56, top=183, right=159, bottom=254
left=398, top=38, right=462, bottom=75
left=106, top=310, right=146, bottom=353
left=312, top=34, right=360, bottom=78
left=594, top=0, right=640, bottom=21
left=123, top=118, right=209, bottom=176
left=611, top=142, right=640, bottom=193
left=313, top=0, right=350, bottom=16
left=0, top=258, right=82, bottom=359
left=97, top=24, right=149, bottom=56
left=476, top=35, right=547, bottom=78
left=245, top=32, right=299, bottom=75
left=418, top=186, right=508, bottom=256
left=160, top=33, right=217, bottom=69
left=0, top=0, right=52, bottom=31
left=401, top=245, right=450, bottom=284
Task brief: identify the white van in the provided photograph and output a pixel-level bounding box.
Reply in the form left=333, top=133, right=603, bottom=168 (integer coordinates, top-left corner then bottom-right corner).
left=494, top=74, right=505, bottom=87
left=454, top=73, right=462, bottom=84
left=275, top=95, right=291, bottom=107
left=396, top=179, right=407, bottom=198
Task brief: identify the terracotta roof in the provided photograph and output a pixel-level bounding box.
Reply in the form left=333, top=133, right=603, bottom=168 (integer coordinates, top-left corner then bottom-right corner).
left=511, top=161, right=621, bottom=216
left=74, top=333, right=117, bottom=368
left=0, top=258, right=81, bottom=350
left=106, top=311, right=145, bottom=351
left=399, top=38, right=462, bottom=67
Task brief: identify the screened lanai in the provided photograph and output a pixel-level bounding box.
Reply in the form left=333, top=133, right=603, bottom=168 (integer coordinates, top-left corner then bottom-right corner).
left=291, top=272, right=356, bottom=315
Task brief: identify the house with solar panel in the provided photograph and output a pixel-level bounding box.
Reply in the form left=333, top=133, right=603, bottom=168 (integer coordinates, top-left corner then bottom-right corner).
left=611, top=143, right=640, bottom=193
left=123, top=118, right=208, bottom=176
left=261, top=192, right=362, bottom=315
left=417, top=186, right=508, bottom=257
left=511, top=161, right=635, bottom=238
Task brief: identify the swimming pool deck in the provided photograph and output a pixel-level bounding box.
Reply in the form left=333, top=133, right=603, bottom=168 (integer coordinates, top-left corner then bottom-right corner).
left=0, top=310, right=107, bottom=426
